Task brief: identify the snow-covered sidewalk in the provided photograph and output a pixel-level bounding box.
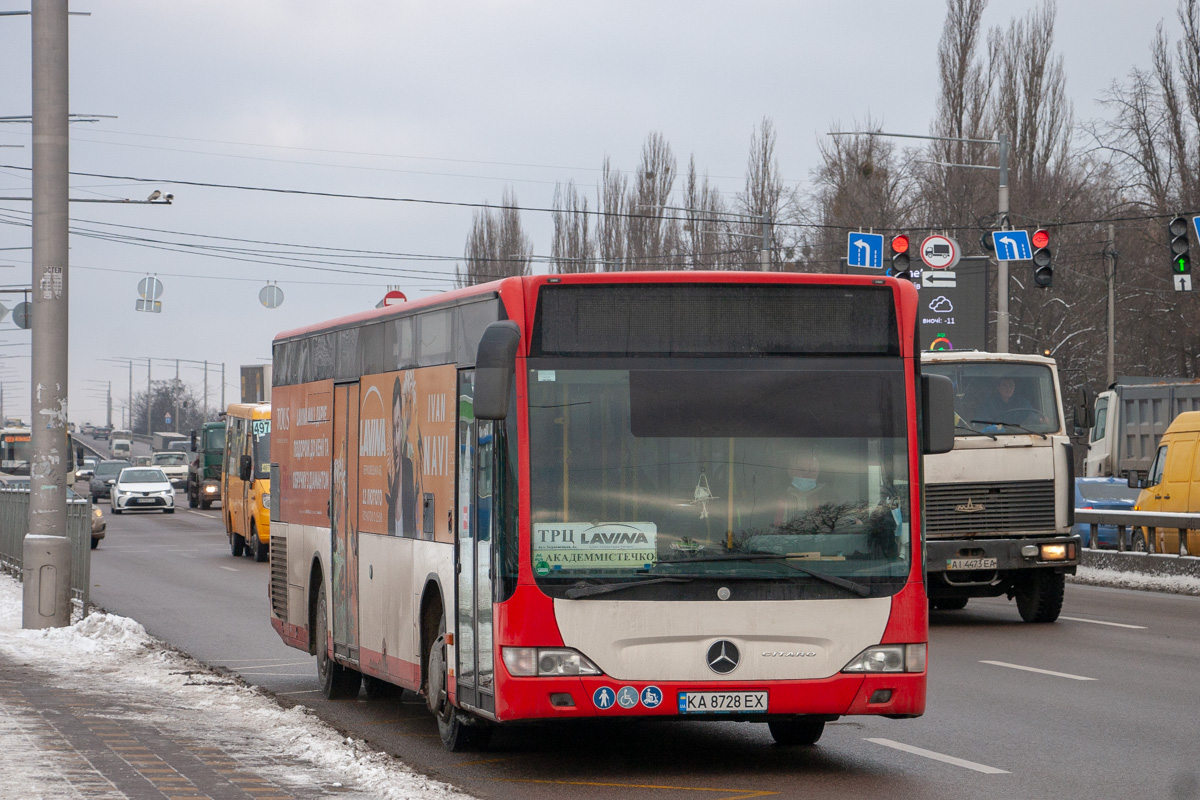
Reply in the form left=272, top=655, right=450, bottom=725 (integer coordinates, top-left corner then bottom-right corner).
left=0, top=572, right=471, bottom=800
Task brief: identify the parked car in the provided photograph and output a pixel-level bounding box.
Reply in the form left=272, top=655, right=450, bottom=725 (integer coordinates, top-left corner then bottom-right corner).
left=0, top=476, right=106, bottom=548
left=1073, top=477, right=1140, bottom=549
left=111, top=466, right=175, bottom=514
left=89, top=459, right=131, bottom=501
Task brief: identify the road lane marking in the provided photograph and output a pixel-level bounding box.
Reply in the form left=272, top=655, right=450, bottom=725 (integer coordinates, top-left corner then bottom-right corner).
left=493, top=779, right=778, bottom=799
left=866, top=738, right=1010, bottom=774
left=275, top=689, right=322, bottom=695
left=218, top=566, right=239, bottom=572
left=1060, top=615, right=1147, bottom=629
left=979, top=660, right=1097, bottom=681
left=185, top=510, right=218, bottom=519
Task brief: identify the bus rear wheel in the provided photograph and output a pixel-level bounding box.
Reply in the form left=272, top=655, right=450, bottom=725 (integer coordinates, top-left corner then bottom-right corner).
left=230, top=532, right=245, bottom=557
left=768, top=716, right=826, bottom=746
left=315, top=581, right=360, bottom=699
left=427, top=613, right=491, bottom=751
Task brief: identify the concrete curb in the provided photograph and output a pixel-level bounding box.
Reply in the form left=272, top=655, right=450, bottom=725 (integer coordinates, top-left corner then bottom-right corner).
left=1068, top=549, right=1200, bottom=596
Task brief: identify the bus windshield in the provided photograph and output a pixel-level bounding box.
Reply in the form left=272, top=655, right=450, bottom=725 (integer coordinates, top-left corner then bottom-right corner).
left=526, top=358, right=911, bottom=599
left=0, top=431, right=32, bottom=475
left=923, top=362, right=1060, bottom=436
left=252, top=420, right=271, bottom=480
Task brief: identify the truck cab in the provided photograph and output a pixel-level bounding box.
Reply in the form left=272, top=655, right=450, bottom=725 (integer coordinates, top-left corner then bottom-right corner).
left=187, top=421, right=225, bottom=509
left=920, top=351, right=1078, bottom=623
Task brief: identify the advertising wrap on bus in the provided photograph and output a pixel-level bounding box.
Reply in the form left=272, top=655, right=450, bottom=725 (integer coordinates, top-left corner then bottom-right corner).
left=267, top=272, right=953, bottom=753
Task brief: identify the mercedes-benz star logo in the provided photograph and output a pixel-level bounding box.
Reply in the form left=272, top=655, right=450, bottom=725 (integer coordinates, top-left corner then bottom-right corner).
left=706, top=640, right=740, bottom=674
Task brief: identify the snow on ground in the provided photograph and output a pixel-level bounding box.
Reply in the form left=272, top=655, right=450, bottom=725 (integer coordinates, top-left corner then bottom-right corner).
left=1068, top=565, right=1200, bottom=596
left=0, top=572, right=474, bottom=800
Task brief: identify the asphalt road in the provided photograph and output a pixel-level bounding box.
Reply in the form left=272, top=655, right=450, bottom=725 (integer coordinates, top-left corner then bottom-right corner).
left=88, top=505, right=1200, bottom=800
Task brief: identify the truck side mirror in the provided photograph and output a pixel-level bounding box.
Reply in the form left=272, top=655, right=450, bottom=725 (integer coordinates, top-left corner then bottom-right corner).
left=190, top=431, right=198, bottom=451
left=474, top=321, right=521, bottom=421
left=1126, top=470, right=1145, bottom=490
left=921, top=373, right=955, bottom=455
left=1074, top=387, right=1095, bottom=430
left=239, top=454, right=253, bottom=482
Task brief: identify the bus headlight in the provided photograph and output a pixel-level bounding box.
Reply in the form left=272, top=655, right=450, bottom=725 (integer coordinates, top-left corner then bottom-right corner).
left=262, top=493, right=270, bottom=510
left=502, top=647, right=603, bottom=677
left=842, top=643, right=926, bottom=673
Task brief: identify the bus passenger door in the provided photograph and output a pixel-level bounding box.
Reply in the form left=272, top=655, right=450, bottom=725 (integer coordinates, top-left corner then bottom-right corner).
left=455, top=371, right=495, bottom=715
left=331, top=382, right=360, bottom=663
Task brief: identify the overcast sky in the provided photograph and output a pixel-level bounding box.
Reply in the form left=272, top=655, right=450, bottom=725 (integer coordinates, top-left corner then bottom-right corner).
left=0, top=0, right=1186, bottom=426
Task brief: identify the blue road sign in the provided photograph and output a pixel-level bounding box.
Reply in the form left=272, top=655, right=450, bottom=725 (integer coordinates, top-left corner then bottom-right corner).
left=593, top=687, right=615, bottom=709
left=1192, top=215, right=1200, bottom=242
left=847, top=232, right=885, bottom=269
left=616, top=686, right=640, bottom=709
left=991, top=230, right=1032, bottom=261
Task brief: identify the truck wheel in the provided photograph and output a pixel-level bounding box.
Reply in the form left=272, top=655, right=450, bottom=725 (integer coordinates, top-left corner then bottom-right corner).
left=230, top=532, right=245, bottom=557
left=932, top=597, right=969, bottom=610
left=428, top=612, right=491, bottom=751
left=1015, top=572, right=1064, bottom=623
left=1132, top=531, right=1147, bottom=552
left=188, top=484, right=198, bottom=509
left=201, top=497, right=212, bottom=510
left=768, top=716, right=826, bottom=746
left=315, top=581, right=361, bottom=700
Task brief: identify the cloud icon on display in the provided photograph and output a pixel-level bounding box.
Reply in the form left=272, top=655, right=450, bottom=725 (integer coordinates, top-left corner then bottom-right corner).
left=929, top=296, right=953, bottom=313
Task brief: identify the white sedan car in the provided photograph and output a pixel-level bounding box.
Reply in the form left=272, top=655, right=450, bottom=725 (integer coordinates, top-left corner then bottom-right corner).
left=110, top=466, right=176, bottom=514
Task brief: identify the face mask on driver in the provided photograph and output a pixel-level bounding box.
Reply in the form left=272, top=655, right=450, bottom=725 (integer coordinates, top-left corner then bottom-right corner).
left=791, top=476, right=818, bottom=493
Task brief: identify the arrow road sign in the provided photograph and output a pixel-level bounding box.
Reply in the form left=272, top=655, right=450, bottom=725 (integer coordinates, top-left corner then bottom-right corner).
left=991, top=230, right=1032, bottom=261
left=1176, top=274, right=1193, bottom=292
left=847, top=232, right=884, bottom=269
left=1193, top=215, right=1200, bottom=243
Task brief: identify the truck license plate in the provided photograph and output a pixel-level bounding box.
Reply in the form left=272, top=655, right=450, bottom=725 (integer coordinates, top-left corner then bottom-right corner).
left=946, top=557, right=997, bottom=570
left=677, top=691, right=767, bottom=714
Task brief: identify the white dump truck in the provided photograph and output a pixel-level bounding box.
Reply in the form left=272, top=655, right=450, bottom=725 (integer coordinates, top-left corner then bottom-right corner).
left=1081, top=378, right=1200, bottom=479
left=920, top=351, right=1078, bottom=623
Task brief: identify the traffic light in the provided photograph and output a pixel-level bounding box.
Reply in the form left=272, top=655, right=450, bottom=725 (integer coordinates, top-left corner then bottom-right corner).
left=889, top=234, right=911, bottom=279
left=1032, top=228, right=1053, bottom=288
left=1169, top=216, right=1191, bottom=275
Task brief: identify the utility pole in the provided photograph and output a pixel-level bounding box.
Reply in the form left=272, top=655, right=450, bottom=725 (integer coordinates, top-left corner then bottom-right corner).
left=106, top=381, right=111, bottom=427
left=203, top=359, right=208, bottom=420
left=221, top=362, right=226, bottom=411
left=145, top=357, right=151, bottom=435
left=25, top=0, right=71, bottom=628
left=1105, top=223, right=1117, bottom=386
left=174, top=358, right=180, bottom=433
left=759, top=211, right=771, bottom=272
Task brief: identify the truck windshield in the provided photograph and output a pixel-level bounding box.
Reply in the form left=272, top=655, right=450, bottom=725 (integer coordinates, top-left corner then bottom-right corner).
left=205, top=427, right=224, bottom=452
left=526, top=358, right=911, bottom=600
left=924, top=362, right=1060, bottom=436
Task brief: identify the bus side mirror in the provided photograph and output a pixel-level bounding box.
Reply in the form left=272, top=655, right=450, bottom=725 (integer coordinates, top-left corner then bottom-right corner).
left=922, top=373, right=955, bottom=455
left=239, top=454, right=253, bottom=482
left=474, top=321, right=522, bottom=421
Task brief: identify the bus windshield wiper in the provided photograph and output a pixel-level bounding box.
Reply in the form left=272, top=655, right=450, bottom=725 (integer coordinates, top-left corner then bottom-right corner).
left=565, top=576, right=692, bottom=599
left=970, top=419, right=1048, bottom=439
left=657, top=553, right=871, bottom=597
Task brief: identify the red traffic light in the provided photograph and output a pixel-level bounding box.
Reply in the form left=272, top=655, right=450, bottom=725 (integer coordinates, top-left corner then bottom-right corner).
left=1032, top=229, right=1050, bottom=249
left=891, top=235, right=910, bottom=253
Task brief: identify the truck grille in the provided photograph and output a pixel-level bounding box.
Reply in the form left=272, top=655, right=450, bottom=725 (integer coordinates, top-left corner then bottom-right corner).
left=924, top=481, right=1055, bottom=537
left=270, top=533, right=288, bottom=619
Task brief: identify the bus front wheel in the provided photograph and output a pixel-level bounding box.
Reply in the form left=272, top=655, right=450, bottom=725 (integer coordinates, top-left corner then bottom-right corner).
left=427, top=613, right=491, bottom=751
left=315, top=581, right=361, bottom=699
left=768, top=716, right=826, bottom=746
left=251, top=524, right=268, bottom=562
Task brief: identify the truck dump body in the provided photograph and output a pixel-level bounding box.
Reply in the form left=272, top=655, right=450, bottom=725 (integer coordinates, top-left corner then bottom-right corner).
left=1085, top=380, right=1200, bottom=477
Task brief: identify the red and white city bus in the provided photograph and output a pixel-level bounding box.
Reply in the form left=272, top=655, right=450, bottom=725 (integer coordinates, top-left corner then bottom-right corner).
left=268, top=272, right=953, bottom=750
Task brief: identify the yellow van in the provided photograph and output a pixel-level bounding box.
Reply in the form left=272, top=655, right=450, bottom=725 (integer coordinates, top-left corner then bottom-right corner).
left=223, top=403, right=271, bottom=561
left=1133, top=410, right=1200, bottom=554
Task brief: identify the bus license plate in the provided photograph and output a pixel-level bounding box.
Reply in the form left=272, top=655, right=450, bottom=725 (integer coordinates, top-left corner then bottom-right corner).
left=946, top=557, right=997, bottom=570
left=678, top=691, right=767, bottom=714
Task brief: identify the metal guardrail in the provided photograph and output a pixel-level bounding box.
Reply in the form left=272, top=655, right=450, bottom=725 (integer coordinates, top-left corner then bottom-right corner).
left=1074, top=508, right=1200, bottom=556
left=0, top=489, right=92, bottom=612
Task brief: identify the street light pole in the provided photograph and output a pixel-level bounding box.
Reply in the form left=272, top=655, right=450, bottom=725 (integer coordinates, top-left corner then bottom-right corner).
left=25, top=0, right=71, bottom=628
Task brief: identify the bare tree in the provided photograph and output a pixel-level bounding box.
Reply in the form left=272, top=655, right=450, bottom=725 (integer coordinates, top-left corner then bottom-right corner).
left=456, top=188, right=533, bottom=287
left=735, top=118, right=797, bottom=270
left=595, top=156, right=629, bottom=272
left=682, top=155, right=730, bottom=270
left=550, top=180, right=595, bottom=274
left=626, top=132, right=683, bottom=271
